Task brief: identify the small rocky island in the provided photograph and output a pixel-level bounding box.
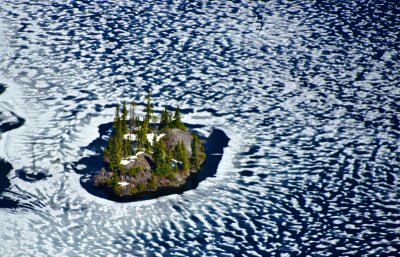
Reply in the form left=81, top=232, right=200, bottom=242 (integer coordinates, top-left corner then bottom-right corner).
left=93, top=92, right=206, bottom=197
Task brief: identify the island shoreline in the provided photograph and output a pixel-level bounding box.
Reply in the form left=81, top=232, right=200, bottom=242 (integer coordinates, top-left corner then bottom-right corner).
left=77, top=125, right=229, bottom=202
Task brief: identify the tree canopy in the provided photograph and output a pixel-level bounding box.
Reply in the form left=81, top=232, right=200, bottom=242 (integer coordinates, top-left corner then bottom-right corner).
left=158, top=107, right=173, bottom=131
left=174, top=141, right=190, bottom=173
left=158, top=106, right=186, bottom=131
left=172, top=106, right=186, bottom=131
left=103, top=93, right=199, bottom=181
left=145, top=90, right=153, bottom=124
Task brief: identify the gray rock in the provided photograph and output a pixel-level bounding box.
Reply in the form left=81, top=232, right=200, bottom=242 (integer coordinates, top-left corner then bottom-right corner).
left=163, top=128, right=193, bottom=157
left=125, top=153, right=152, bottom=171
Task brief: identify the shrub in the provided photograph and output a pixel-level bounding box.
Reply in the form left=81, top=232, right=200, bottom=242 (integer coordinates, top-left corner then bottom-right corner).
left=128, top=166, right=140, bottom=176
left=136, top=182, right=145, bottom=191
left=148, top=175, right=157, bottom=190
left=166, top=172, right=175, bottom=181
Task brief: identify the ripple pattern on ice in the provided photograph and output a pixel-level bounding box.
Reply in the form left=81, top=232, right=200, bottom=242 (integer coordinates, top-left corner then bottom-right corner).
left=0, top=0, right=399, bottom=256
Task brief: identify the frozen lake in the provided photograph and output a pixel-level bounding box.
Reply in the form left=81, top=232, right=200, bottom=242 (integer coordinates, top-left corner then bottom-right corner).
left=0, top=0, right=399, bottom=256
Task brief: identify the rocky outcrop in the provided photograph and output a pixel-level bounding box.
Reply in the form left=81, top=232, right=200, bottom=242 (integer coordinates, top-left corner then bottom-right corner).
left=93, top=128, right=205, bottom=197
left=125, top=153, right=153, bottom=171
left=93, top=167, right=112, bottom=187
left=163, top=128, right=193, bottom=157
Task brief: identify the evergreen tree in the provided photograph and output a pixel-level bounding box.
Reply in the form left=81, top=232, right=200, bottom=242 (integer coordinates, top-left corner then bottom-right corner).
left=121, top=101, right=128, bottom=134
left=159, top=107, right=171, bottom=131
left=145, top=90, right=153, bottom=124
left=103, top=145, right=110, bottom=162
left=111, top=171, right=119, bottom=189
left=165, top=148, right=172, bottom=174
left=129, top=101, right=136, bottom=132
left=145, top=136, right=151, bottom=154
left=137, top=117, right=148, bottom=149
left=172, top=106, right=186, bottom=130
left=152, top=133, right=158, bottom=153
left=174, top=141, right=189, bottom=172
left=143, top=118, right=149, bottom=145
left=152, top=139, right=163, bottom=175
left=123, top=139, right=132, bottom=158
left=135, top=117, right=141, bottom=129
left=191, top=134, right=201, bottom=169
left=111, top=171, right=123, bottom=195
left=167, top=109, right=173, bottom=126
left=180, top=141, right=190, bottom=172
left=106, top=104, right=123, bottom=172
left=151, top=138, right=173, bottom=176
left=151, top=113, right=158, bottom=124
left=152, top=140, right=159, bottom=170
left=173, top=143, right=181, bottom=161
left=108, top=135, right=122, bottom=171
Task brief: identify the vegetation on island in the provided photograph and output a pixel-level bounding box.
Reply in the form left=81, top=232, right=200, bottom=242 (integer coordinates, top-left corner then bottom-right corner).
left=95, top=91, right=206, bottom=196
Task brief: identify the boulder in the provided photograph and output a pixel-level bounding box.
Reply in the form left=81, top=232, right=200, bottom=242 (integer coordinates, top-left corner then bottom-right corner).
left=163, top=128, right=193, bottom=157
left=125, top=153, right=153, bottom=171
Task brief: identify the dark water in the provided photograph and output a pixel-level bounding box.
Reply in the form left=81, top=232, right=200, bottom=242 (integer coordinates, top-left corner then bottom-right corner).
left=0, top=0, right=399, bottom=256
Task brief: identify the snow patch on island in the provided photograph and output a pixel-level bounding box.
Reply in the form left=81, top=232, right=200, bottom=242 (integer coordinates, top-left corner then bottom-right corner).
left=123, top=133, right=136, bottom=141
left=120, top=151, right=144, bottom=165
left=118, top=182, right=129, bottom=187
left=123, top=133, right=165, bottom=145
left=146, top=133, right=165, bottom=145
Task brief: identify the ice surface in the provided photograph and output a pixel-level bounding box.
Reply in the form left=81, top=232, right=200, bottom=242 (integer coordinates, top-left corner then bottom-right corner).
left=0, top=0, right=399, bottom=256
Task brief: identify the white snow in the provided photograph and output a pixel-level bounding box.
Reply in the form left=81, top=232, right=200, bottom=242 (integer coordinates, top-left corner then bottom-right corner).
left=123, top=133, right=164, bottom=145
left=120, top=151, right=144, bottom=165
left=124, top=133, right=136, bottom=141
left=146, top=133, right=154, bottom=143
left=120, top=133, right=166, bottom=165
left=157, top=133, right=165, bottom=141
left=0, top=110, right=19, bottom=126
left=171, top=159, right=182, bottom=167
left=146, top=133, right=165, bottom=144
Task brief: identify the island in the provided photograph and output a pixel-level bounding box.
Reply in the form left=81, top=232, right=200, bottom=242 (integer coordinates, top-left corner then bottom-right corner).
left=93, top=92, right=206, bottom=197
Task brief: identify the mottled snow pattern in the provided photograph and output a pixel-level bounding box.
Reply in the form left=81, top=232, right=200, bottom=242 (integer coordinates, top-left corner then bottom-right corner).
left=0, top=0, right=399, bottom=256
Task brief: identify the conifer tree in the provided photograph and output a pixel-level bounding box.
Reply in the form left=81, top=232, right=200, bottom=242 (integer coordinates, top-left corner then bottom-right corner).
left=121, top=101, right=128, bottom=134
left=137, top=117, right=148, bottom=150
left=123, top=139, right=132, bottom=158
left=135, top=117, right=140, bottom=129
left=145, top=90, right=153, bottom=124
left=152, top=133, right=158, bottom=152
left=159, top=107, right=171, bottom=131
left=165, top=148, right=172, bottom=174
left=152, top=139, right=159, bottom=170
left=167, top=109, right=173, bottom=126
left=180, top=141, right=190, bottom=172
left=106, top=104, right=123, bottom=172
left=173, top=143, right=180, bottom=161
left=172, top=106, right=186, bottom=130
left=191, top=134, right=201, bottom=169
left=145, top=138, right=151, bottom=154
left=174, top=141, right=189, bottom=172
left=129, top=101, right=136, bottom=132
left=108, top=135, right=122, bottom=172
left=137, top=126, right=144, bottom=149
left=152, top=139, right=164, bottom=175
